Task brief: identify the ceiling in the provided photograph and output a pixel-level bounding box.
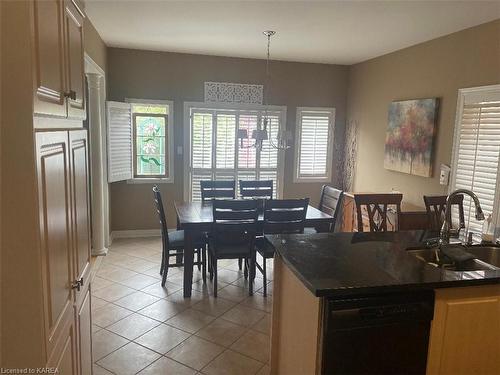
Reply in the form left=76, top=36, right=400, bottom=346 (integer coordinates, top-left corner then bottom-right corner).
left=85, top=0, right=500, bottom=65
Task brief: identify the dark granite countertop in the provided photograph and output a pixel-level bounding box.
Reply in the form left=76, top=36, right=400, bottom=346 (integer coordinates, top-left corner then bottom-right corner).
left=267, top=231, right=500, bottom=298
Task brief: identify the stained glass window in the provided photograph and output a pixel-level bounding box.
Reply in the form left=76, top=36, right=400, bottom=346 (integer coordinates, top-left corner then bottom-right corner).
left=132, top=104, right=169, bottom=178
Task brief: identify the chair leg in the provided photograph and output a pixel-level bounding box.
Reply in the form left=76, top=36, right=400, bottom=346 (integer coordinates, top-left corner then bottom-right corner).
left=197, top=249, right=201, bottom=271
left=201, top=247, right=207, bottom=284
left=238, top=258, right=243, bottom=270
left=244, top=260, right=248, bottom=279
left=160, top=239, right=166, bottom=275
left=248, top=258, right=254, bottom=296
left=262, top=256, right=267, bottom=297
left=161, top=254, right=168, bottom=287
left=213, top=258, right=218, bottom=298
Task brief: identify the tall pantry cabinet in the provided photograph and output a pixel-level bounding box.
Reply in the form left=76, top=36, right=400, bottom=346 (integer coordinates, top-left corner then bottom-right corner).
left=1, top=0, right=92, bottom=372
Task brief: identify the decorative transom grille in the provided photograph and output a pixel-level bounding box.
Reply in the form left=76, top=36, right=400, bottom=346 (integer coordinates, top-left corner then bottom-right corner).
left=204, top=82, right=263, bottom=104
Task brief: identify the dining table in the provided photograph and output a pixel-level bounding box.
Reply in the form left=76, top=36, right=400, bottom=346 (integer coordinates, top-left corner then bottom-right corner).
left=174, top=200, right=335, bottom=297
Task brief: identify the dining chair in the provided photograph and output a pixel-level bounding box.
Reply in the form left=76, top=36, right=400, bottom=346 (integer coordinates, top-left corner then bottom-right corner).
left=255, top=198, right=309, bottom=296
left=152, top=186, right=207, bottom=287
left=209, top=199, right=260, bottom=297
left=200, top=180, right=236, bottom=201
left=306, top=185, right=344, bottom=233
left=354, top=193, right=403, bottom=232
left=423, top=194, right=465, bottom=232
left=239, top=180, right=273, bottom=199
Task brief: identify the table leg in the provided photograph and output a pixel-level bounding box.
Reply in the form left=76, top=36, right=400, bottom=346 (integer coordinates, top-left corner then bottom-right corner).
left=183, top=227, right=195, bottom=298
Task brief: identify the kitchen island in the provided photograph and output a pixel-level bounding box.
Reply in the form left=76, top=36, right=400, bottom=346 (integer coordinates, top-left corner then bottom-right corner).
left=268, top=231, right=500, bottom=375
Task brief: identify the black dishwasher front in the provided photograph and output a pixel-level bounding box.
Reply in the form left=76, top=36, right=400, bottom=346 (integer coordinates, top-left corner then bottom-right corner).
left=323, top=291, right=434, bottom=375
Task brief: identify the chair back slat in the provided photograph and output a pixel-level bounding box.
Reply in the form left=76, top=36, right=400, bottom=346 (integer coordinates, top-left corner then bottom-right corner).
left=318, top=185, right=344, bottom=232
left=152, top=185, right=170, bottom=246
left=239, top=180, right=273, bottom=199
left=423, top=195, right=465, bottom=231
left=200, top=180, right=236, bottom=201
left=263, top=198, right=309, bottom=234
left=354, top=193, right=402, bottom=232
left=212, top=199, right=259, bottom=250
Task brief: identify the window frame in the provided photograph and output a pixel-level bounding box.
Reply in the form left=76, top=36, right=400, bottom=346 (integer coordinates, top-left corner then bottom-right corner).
left=294, top=106, right=336, bottom=183
left=125, top=98, right=174, bottom=184
left=183, top=101, right=287, bottom=202
left=450, top=84, right=500, bottom=238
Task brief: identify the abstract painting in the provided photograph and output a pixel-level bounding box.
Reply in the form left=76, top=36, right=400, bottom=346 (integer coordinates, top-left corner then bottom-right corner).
left=384, top=98, right=438, bottom=177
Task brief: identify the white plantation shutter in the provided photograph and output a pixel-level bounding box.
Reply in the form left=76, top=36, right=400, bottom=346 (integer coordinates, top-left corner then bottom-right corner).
left=295, top=108, right=335, bottom=182
left=451, top=86, right=500, bottom=238
left=188, top=106, right=284, bottom=201
left=107, top=101, right=132, bottom=182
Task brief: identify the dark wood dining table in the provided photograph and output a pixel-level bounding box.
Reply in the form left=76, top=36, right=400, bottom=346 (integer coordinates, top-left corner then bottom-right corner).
left=174, top=200, right=335, bottom=297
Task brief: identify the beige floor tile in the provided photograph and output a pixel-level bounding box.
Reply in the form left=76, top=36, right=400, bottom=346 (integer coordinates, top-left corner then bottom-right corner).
left=231, top=330, right=270, bottom=363
left=141, top=281, right=182, bottom=298
left=135, top=324, right=190, bottom=354
left=256, top=281, right=273, bottom=296
left=240, top=294, right=273, bottom=313
left=201, top=349, right=263, bottom=375
left=92, top=329, right=129, bottom=360
left=232, top=276, right=266, bottom=291
left=93, top=277, right=116, bottom=291
left=102, top=267, right=139, bottom=283
left=107, top=313, right=160, bottom=340
left=166, top=290, right=209, bottom=308
left=191, top=297, right=236, bottom=317
left=138, top=357, right=196, bottom=375
left=138, top=299, right=186, bottom=322
left=97, top=342, right=161, bottom=375
left=93, top=304, right=133, bottom=328
left=139, top=266, right=163, bottom=280
left=195, top=318, right=247, bottom=347
left=92, top=283, right=136, bottom=302
left=191, top=279, right=229, bottom=293
left=221, top=305, right=265, bottom=328
left=215, top=269, right=242, bottom=284
left=166, top=308, right=215, bottom=334
left=216, top=285, right=249, bottom=302
left=123, top=259, right=159, bottom=273
left=166, top=336, right=224, bottom=371
left=119, top=273, right=159, bottom=290
left=91, top=297, right=109, bottom=312
left=93, top=364, right=114, bottom=375
left=92, top=325, right=102, bottom=334
left=96, top=263, right=122, bottom=277
left=256, top=364, right=270, bottom=375
left=114, top=291, right=160, bottom=311
left=252, top=314, right=271, bottom=334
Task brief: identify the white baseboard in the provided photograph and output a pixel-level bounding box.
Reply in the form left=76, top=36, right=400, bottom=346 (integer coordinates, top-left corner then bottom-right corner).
left=110, top=229, right=161, bottom=242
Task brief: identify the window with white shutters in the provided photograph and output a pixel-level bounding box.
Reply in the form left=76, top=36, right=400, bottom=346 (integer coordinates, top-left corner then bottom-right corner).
left=187, top=104, right=285, bottom=201
left=107, top=99, right=174, bottom=183
left=451, top=85, right=500, bottom=239
left=294, top=107, right=335, bottom=182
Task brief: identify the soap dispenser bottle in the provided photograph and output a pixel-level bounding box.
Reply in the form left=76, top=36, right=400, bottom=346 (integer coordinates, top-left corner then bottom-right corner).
left=481, top=213, right=494, bottom=243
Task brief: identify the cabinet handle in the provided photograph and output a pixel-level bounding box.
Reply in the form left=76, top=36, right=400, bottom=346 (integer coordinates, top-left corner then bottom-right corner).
left=64, top=90, right=77, bottom=100
left=71, top=277, right=84, bottom=291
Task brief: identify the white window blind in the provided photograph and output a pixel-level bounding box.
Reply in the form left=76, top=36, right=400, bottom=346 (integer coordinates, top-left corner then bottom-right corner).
left=295, top=107, right=335, bottom=182
left=188, top=105, right=284, bottom=201
left=107, top=101, right=133, bottom=182
left=451, top=86, right=500, bottom=238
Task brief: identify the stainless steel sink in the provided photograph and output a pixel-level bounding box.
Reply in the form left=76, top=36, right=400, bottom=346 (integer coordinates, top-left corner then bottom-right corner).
left=407, top=246, right=500, bottom=272
left=464, top=245, right=500, bottom=268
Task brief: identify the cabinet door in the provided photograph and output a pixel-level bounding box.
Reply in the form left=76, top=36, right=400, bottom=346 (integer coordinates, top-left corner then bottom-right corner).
left=32, top=0, right=67, bottom=117
left=69, top=130, right=91, bottom=303
left=36, top=131, right=74, bottom=360
left=76, top=288, right=92, bottom=375
left=427, top=285, right=500, bottom=375
left=63, top=0, right=86, bottom=119
left=47, top=318, right=78, bottom=375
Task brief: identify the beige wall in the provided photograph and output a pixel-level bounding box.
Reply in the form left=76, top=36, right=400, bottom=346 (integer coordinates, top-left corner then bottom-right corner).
left=107, top=48, right=348, bottom=230
left=347, top=20, right=500, bottom=208
left=83, top=17, right=107, bottom=71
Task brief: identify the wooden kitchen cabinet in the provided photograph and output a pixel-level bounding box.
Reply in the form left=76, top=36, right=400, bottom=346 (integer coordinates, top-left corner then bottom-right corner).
left=32, top=0, right=66, bottom=117
left=427, top=285, right=500, bottom=375
left=32, top=0, right=86, bottom=120
left=36, top=130, right=92, bottom=374
left=63, top=0, right=86, bottom=119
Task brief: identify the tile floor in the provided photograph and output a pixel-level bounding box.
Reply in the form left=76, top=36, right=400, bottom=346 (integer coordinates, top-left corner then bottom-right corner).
left=92, top=237, right=273, bottom=375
